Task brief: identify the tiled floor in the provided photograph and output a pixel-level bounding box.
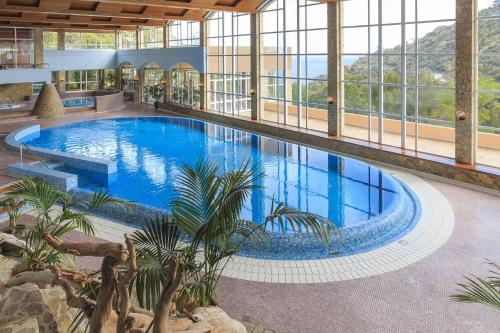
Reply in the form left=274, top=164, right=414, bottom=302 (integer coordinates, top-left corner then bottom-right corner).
left=1, top=104, right=499, bottom=332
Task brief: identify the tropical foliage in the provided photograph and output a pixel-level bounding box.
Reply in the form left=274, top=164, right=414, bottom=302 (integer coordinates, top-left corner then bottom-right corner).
left=3, top=177, right=131, bottom=271
left=131, top=159, right=334, bottom=310
left=451, top=260, right=500, bottom=312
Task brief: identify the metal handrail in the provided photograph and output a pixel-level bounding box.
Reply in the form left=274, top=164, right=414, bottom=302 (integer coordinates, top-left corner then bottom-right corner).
left=20, top=143, right=49, bottom=169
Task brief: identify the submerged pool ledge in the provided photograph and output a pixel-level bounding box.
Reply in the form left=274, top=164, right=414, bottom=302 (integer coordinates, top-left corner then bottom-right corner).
left=5, top=124, right=117, bottom=175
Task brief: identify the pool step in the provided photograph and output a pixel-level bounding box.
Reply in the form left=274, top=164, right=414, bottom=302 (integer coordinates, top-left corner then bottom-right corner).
left=34, top=160, right=65, bottom=169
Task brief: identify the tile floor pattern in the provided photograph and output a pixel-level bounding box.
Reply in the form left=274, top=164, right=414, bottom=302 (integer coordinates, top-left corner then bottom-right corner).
left=0, top=104, right=499, bottom=332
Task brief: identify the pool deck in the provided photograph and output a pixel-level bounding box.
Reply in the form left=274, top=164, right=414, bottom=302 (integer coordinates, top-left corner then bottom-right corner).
left=0, top=103, right=499, bottom=333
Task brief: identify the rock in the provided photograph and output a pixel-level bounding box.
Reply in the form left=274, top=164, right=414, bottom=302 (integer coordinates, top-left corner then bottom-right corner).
left=167, top=306, right=247, bottom=333
left=0, top=283, right=86, bottom=333
left=31, top=84, right=65, bottom=119
left=0, top=255, right=19, bottom=284
left=0, top=316, right=39, bottom=333
left=0, top=232, right=26, bottom=253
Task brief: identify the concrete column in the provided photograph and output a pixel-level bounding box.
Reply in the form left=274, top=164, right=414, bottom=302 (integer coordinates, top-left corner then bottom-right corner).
left=33, top=28, right=43, bottom=68
left=455, top=0, right=477, bottom=164
left=163, top=26, right=168, bottom=48
left=250, top=13, right=260, bottom=121
left=327, top=2, right=342, bottom=137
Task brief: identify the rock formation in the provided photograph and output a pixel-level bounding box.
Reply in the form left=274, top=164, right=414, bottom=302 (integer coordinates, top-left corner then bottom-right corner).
left=31, top=83, right=65, bottom=119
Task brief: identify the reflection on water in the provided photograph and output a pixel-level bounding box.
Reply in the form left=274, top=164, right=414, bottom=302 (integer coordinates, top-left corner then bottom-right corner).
left=22, top=117, right=400, bottom=229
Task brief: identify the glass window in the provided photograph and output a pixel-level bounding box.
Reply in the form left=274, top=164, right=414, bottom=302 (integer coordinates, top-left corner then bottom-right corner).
left=168, top=20, right=200, bottom=47
left=0, top=27, right=34, bottom=69
left=140, top=27, right=164, bottom=49
left=65, top=69, right=104, bottom=91
left=340, top=0, right=456, bottom=157
left=259, top=0, right=328, bottom=131
left=476, top=0, right=500, bottom=167
left=118, top=30, right=137, bottom=49
left=65, top=32, right=115, bottom=50
left=121, top=66, right=137, bottom=92
left=170, top=65, right=200, bottom=107
left=43, top=31, right=58, bottom=50
left=206, top=12, right=251, bottom=117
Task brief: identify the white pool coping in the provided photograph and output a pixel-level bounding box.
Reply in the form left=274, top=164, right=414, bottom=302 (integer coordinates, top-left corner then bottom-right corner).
left=8, top=166, right=454, bottom=284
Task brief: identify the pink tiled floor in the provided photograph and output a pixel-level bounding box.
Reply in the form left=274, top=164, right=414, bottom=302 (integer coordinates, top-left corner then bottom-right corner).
left=1, top=104, right=499, bottom=332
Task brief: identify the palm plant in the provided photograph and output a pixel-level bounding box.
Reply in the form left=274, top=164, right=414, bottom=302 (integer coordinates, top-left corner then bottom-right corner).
left=4, top=177, right=132, bottom=271
left=132, top=159, right=334, bottom=311
left=0, top=196, right=24, bottom=234
left=451, top=259, right=500, bottom=312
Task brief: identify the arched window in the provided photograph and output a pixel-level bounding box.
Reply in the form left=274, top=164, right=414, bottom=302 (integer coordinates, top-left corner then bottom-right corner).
left=170, top=64, right=200, bottom=107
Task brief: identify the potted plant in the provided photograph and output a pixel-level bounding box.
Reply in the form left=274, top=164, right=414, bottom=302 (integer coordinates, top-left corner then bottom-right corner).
left=146, top=83, right=164, bottom=109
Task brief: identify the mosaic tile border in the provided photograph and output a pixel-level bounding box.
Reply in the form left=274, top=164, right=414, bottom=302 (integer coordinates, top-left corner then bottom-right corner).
left=12, top=167, right=454, bottom=284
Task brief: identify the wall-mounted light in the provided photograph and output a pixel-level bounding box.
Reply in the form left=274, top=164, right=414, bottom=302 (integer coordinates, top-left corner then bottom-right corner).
left=456, top=110, right=466, bottom=120
left=160, top=80, right=165, bottom=85
left=250, top=88, right=256, bottom=95
left=198, top=82, right=204, bottom=88
left=327, top=96, right=335, bottom=104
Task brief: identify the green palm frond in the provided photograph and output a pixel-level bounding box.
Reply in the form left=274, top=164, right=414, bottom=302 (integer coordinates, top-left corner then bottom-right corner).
left=451, top=259, right=500, bottom=312
left=263, top=198, right=335, bottom=246
left=73, top=189, right=135, bottom=212
left=131, top=215, right=183, bottom=310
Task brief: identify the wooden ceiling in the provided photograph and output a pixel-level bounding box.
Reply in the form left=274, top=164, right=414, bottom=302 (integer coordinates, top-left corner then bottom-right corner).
left=0, top=0, right=268, bottom=30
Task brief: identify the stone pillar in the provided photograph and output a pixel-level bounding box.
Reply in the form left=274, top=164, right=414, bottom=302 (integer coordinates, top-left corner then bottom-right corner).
left=115, top=68, right=122, bottom=91
left=55, top=31, right=66, bottom=93
left=164, top=70, right=171, bottom=103
left=32, top=83, right=65, bottom=119
left=327, top=2, right=341, bottom=137
left=137, top=69, right=144, bottom=103
left=455, top=0, right=477, bottom=164
left=33, top=28, right=43, bottom=68
left=250, top=13, right=260, bottom=121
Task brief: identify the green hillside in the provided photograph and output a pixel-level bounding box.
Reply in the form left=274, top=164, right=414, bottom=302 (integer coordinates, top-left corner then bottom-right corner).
left=338, top=1, right=500, bottom=131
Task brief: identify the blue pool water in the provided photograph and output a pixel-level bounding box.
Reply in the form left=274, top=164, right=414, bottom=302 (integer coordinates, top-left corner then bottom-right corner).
left=62, top=97, right=95, bottom=108
left=21, top=117, right=420, bottom=259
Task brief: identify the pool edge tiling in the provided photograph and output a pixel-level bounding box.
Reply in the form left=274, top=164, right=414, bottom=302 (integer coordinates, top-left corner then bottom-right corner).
left=17, top=166, right=453, bottom=284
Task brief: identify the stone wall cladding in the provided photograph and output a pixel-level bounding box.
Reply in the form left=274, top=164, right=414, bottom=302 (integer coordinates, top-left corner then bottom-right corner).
left=0, top=83, right=33, bottom=103
left=95, top=91, right=125, bottom=113
left=160, top=104, right=500, bottom=191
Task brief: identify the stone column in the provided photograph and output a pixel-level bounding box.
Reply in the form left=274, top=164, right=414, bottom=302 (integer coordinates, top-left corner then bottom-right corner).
left=33, top=28, right=43, bottom=68
left=137, top=69, right=144, bottom=103
left=164, top=70, right=171, bottom=103
left=455, top=0, right=477, bottom=164
left=55, top=31, right=66, bottom=93
left=115, top=68, right=121, bottom=90
left=250, top=13, right=260, bottom=121
left=327, top=2, right=341, bottom=137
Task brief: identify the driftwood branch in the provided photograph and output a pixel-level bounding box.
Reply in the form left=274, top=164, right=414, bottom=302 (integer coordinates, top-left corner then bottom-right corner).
left=152, top=259, right=185, bottom=333
left=117, top=234, right=138, bottom=333
left=48, top=265, right=96, bottom=318
left=43, top=234, right=128, bottom=263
